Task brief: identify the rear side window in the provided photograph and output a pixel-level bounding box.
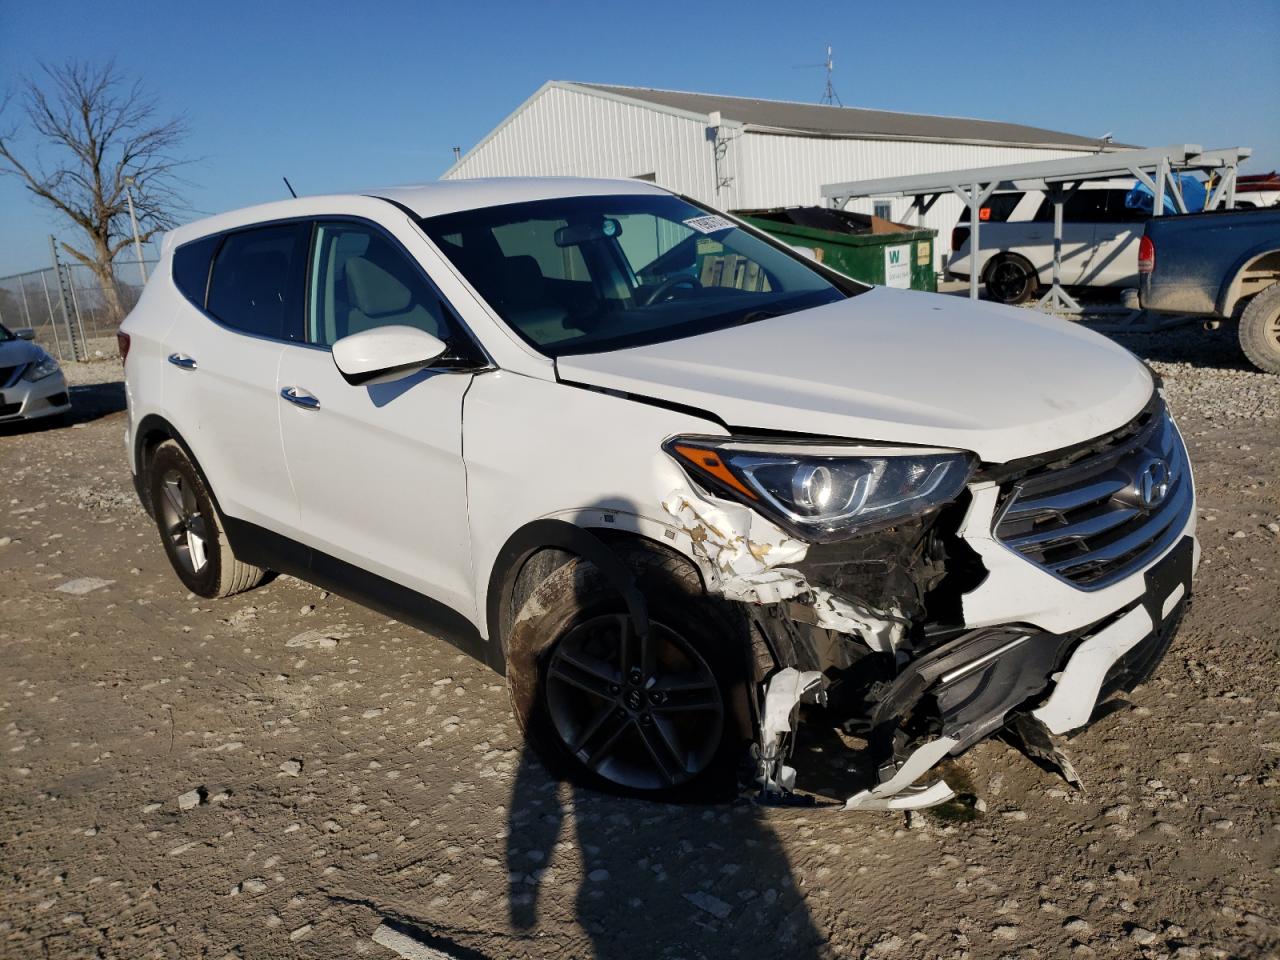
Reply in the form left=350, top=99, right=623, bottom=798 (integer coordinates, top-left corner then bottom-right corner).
left=206, top=223, right=309, bottom=340
left=1033, top=191, right=1111, bottom=223
left=957, top=193, right=1024, bottom=224
left=172, top=235, right=220, bottom=308
left=1104, top=189, right=1150, bottom=223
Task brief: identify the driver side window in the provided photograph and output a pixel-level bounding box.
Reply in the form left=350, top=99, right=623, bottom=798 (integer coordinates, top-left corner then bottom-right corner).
left=307, top=222, right=454, bottom=348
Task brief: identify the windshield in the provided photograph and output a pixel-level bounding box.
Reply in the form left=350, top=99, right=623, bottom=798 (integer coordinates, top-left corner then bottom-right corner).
left=0, top=323, right=14, bottom=342
left=419, top=194, right=855, bottom=357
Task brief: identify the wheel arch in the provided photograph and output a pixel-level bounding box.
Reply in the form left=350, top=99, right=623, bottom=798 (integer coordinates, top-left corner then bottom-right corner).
left=1217, top=246, right=1280, bottom=317
left=132, top=414, right=229, bottom=525
left=980, top=249, right=1036, bottom=282
left=485, top=517, right=713, bottom=669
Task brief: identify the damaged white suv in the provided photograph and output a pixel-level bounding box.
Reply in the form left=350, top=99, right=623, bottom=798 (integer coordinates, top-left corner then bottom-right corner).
left=119, top=178, right=1196, bottom=809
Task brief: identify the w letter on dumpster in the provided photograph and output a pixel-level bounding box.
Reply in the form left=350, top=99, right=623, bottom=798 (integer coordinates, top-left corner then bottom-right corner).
left=884, top=244, right=911, bottom=289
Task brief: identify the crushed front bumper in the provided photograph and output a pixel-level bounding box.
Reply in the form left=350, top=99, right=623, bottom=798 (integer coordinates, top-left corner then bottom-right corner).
left=751, top=531, right=1196, bottom=811
left=849, top=533, right=1195, bottom=809
left=664, top=402, right=1197, bottom=809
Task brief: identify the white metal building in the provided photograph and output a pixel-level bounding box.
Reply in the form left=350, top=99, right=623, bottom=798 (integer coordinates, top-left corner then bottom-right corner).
left=443, top=81, right=1131, bottom=266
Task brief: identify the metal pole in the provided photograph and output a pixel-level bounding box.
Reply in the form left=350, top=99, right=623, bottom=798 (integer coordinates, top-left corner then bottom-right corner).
left=1051, top=186, right=1064, bottom=301
left=18, top=275, right=33, bottom=328
left=124, top=178, right=148, bottom=284
left=68, top=273, right=90, bottom=348
left=39, top=270, right=64, bottom=361
left=49, top=235, right=81, bottom=361
left=969, top=182, right=981, bottom=301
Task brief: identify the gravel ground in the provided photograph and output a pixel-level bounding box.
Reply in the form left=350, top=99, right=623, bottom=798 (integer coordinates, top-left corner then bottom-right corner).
left=1, top=326, right=1277, bottom=960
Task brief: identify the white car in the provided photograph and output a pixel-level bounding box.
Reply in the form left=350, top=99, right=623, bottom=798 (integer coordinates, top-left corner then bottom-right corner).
left=0, top=322, right=71, bottom=424
left=947, top=181, right=1150, bottom=304
left=119, top=178, right=1197, bottom=809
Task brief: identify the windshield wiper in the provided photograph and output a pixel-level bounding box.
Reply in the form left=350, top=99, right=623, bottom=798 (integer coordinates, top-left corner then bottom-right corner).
left=733, top=310, right=780, bottom=327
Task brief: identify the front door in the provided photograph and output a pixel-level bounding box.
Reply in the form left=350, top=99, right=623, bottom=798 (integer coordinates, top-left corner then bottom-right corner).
left=276, top=218, right=482, bottom=620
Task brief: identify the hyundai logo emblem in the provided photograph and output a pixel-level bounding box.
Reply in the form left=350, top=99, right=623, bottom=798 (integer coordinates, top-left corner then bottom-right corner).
left=1135, top=458, right=1171, bottom=509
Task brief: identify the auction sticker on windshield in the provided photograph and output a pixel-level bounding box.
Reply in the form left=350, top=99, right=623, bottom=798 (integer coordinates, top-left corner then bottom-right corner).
left=683, top=214, right=736, bottom=234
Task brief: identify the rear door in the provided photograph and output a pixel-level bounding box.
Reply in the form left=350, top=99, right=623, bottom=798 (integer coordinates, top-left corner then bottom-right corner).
left=1028, top=190, right=1108, bottom=285
left=1090, top=189, right=1148, bottom=287
left=161, top=222, right=308, bottom=532
left=275, top=216, right=483, bottom=619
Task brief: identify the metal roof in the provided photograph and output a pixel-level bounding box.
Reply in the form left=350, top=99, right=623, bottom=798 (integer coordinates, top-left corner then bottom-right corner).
left=820, top=145, right=1253, bottom=202
left=572, top=82, right=1128, bottom=151
left=373, top=176, right=667, bottom=217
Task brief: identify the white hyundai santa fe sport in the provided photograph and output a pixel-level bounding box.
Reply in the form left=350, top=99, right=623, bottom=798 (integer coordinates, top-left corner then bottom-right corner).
left=119, top=178, right=1197, bottom=809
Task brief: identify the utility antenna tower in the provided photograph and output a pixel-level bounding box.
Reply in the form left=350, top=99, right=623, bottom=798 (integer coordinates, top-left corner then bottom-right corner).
left=820, top=46, right=842, bottom=106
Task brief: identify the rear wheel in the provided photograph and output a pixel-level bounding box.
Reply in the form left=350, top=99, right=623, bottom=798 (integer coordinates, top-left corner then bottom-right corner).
left=985, top=254, right=1039, bottom=305
left=505, top=542, right=750, bottom=801
left=1238, top=282, right=1280, bottom=374
left=148, top=441, right=266, bottom=598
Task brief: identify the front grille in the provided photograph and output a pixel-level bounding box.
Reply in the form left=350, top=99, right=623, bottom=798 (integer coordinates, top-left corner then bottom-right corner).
left=0, top=363, right=25, bottom=388
left=0, top=401, right=22, bottom=418
left=994, top=403, right=1192, bottom=589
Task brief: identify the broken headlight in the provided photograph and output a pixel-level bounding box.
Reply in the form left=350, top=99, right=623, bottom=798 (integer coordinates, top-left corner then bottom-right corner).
left=665, top=438, right=973, bottom=541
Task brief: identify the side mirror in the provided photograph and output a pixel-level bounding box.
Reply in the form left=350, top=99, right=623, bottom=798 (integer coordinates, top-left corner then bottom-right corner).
left=15, top=327, right=35, bottom=341
left=331, top=325, right=447, bottom=386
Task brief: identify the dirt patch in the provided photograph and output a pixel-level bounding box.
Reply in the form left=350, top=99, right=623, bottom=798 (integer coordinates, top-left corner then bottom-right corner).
left=1, top=353, right=1276, bottom=959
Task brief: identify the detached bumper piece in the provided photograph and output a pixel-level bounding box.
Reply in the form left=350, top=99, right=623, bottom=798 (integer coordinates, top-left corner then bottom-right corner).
left=755, top=537, right=1193, bottom=810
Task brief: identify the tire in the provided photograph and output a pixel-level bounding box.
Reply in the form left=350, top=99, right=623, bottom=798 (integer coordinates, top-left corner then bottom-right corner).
left=1238, top=282, right=1280, bottom=374
left=148, top=441, right=266, bottom=598
left=984, top=254, right=1039, bottom=305
left=505, top=541, right=751, bottom=802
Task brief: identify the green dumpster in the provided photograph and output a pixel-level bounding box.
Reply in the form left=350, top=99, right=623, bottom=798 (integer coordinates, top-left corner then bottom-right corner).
left=735, top=207, right=937, bottom=292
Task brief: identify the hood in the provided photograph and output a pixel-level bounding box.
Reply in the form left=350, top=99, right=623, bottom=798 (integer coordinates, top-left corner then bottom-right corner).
left=0, top=337, right=46, bottom=372
left=556, top=287, right=1153, bottom=463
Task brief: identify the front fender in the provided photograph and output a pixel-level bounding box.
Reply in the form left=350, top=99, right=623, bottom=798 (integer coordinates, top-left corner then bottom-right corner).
left=484, top=518, right=658, bottom=674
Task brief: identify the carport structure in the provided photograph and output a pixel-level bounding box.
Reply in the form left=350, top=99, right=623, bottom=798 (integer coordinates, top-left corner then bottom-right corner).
left=821, top=145, right=1252, bottom=312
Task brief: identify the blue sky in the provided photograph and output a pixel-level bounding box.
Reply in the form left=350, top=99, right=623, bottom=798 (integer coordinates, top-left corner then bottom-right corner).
left=1, top=0, right=1276, bottom=276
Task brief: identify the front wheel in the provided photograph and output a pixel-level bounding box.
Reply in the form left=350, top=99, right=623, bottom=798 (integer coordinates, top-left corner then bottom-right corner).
left=505, top=543, right=750, bottom=801
left=1238, top=282, right=1280, bottom=374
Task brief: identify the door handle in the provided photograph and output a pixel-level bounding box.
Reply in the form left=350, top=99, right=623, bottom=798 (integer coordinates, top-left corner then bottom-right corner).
left=167, top=353, right=197, bottom=370
left=280, top=386, right=320, bottom=410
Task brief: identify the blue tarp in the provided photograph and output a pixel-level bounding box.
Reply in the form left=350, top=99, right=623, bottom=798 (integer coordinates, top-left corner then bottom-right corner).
left=1126, top=175, right=1207, bottom=215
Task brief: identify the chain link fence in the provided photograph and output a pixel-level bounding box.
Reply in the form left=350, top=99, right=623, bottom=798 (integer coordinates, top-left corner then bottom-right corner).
left=0, top=257, right=157, bottom=362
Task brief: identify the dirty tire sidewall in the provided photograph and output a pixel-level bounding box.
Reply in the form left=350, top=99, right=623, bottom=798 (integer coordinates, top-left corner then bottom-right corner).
left=148, top=441, right=264, bottom=599
left=506, top=546, right=751, bottom=803
left=984, top=253, right=1038, bottom=305
left=1238, top=282, right=1280, bottom=375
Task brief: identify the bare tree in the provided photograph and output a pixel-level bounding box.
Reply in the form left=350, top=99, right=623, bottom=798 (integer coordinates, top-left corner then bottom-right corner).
left=0, top=60, right=190, bottom=324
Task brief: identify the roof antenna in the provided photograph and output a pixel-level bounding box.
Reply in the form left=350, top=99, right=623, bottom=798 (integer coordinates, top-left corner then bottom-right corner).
left=820, top=46, right=842, bottom=106
left=282, top=176, right=298, bottom=199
